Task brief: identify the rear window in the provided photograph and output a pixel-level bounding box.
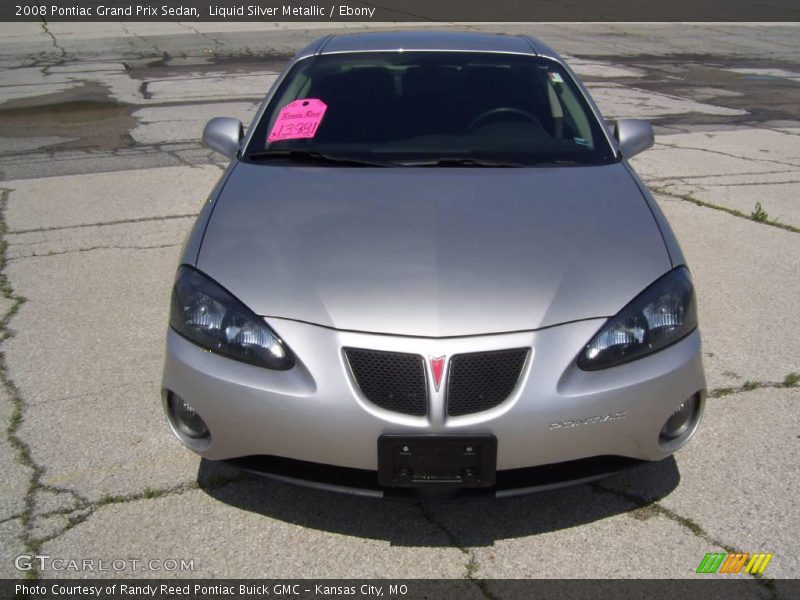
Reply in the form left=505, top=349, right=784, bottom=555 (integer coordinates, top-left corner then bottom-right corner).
left=245, top=52, right=616, bottom=167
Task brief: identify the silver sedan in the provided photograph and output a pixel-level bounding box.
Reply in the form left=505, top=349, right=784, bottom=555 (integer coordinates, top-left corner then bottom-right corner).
left=161, top=31, right=706, bottom=499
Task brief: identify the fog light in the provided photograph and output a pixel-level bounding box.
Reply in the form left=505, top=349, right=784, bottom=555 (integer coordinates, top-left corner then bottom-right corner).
left=660, top=394, right=700, bottom=442
left=168, top=393, right=209, bottom=439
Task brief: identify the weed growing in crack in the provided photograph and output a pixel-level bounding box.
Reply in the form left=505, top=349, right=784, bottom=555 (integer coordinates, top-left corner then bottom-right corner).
left=97, top=494, right=121, bottom=507
left=465, top=555, right=479, bottom=579
left=678, top=515, right=706, bottom=537
left=8, top=401, right=22, bottom=430
left=742, top=380, right=760, bottom=391
left=751, top=202, right=770, bottom=222
left=143, top=487, right=157, bottom=499
left=783, top=372, right=799, bottom=387
left=629, top=505, right=659, bottom=521
left=593, top=482, right=709, bottom=538
left=709, top=387, right=738, bottom=398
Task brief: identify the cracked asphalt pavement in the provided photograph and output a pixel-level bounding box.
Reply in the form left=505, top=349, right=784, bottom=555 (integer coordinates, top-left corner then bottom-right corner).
left=0, top=22, right=798, bottom=589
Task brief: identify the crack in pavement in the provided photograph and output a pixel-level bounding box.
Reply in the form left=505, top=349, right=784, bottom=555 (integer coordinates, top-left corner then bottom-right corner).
left=655, top=141, right=800, bottom=170
left=17, top=476, right=246, bottom=560
left=651, top=187, right=800, bottom=234
left=0, top=142, right=224, bottom=160
left=9, top=213, right=197, bottom=235
left=28, top=475, right=248, bottom=557
left=39, top=18, right=66, bottom=59
left=658, top=178, right=800, bottom=188
left=6, top=242, right=182, bottom=262
left=162, top=146, right=210, bottom=170
left=759, top=126, right=800, bottom=138
left=120, top=23, right=163, bottom=57
left=593, top=483, right=781, bottom=598
left=416, top=503, right=497, bottom=600
left=645, top=169, right=798, bottom=183
left=29, top=483, right=193, bottom=549
left=0, top=513, right=24, bottom=525
left=0, top=145, right=225, bottom=180
left=708, top=377, right=799, bottom=399
left=175, top=22, right=225, bottom=49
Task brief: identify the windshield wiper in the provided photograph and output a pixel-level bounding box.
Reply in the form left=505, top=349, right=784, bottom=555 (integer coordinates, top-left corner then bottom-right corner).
left=245, top=149, right=388, bottom=167
left=527, top=160, right=581, bottom=167
left=397, top=157, right=526, bottom=168
left=400, top=158, right=587, bottom=168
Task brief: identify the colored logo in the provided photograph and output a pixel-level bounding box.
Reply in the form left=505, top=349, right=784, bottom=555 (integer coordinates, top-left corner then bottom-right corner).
left=430, top=356, right=445, bottom=391
left=696, top=552, right=773, bottom=574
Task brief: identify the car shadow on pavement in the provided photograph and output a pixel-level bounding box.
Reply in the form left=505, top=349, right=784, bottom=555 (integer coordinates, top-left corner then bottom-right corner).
left=197, top=457, right=679, bottom=547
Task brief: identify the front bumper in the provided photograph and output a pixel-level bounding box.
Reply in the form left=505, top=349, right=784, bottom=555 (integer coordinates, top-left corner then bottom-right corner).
left=226, top=453, right=648, bottom=499
left=161, top=317, right=705, bottom=494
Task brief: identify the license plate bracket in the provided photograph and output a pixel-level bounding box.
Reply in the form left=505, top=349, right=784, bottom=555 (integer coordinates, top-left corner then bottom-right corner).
left=378, top=435, right=497, bottom=488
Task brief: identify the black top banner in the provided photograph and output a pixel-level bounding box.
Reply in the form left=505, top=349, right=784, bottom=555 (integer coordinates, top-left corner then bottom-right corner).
left=3, top=0, right=800, bottom=22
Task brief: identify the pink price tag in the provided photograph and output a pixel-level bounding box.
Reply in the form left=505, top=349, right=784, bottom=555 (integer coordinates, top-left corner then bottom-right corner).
left=267, top=98, right=327, bottom=143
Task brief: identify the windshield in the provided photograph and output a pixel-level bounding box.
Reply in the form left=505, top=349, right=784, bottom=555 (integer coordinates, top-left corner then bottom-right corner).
left=244, top=52, right=617, bottom=167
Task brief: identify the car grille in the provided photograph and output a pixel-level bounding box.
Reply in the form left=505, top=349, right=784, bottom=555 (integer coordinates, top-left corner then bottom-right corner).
left=446, top=348, right=529, bottom=416
left=344, top=348, right=428, bottom=416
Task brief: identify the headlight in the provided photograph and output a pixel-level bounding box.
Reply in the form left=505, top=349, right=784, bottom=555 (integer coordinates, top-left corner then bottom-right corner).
left=170, top=266, right=295, bottom=370
left=578, top=267, right=697, bottom=370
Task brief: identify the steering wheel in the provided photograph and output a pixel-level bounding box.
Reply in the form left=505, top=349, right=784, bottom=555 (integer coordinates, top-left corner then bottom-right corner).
left=466, top=107, right=542, bottom=133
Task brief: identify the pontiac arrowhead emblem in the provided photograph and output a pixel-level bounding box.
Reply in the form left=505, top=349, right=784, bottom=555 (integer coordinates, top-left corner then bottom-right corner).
left=430, top=356, right=445, bottom=392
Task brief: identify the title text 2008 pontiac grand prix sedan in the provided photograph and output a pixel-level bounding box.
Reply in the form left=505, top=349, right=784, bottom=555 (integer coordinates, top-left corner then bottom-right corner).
left=161, top=31, right=706, bottom=499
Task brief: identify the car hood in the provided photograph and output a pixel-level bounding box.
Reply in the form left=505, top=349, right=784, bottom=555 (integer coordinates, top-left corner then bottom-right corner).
left=197, top=162, right=670, bottom=337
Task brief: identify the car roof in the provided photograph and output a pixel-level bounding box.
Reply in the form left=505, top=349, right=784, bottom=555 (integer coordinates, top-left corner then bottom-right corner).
left=295, top=31, right=562, bottom=61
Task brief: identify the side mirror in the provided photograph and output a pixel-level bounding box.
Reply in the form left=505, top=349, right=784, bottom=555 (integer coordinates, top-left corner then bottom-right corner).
left=613, top=119, right=654, bottom=159
left=202, top=117, right=243, bottom=159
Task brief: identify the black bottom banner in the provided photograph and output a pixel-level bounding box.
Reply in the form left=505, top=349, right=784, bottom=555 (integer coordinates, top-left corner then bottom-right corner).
left=2, top=579, right=797, bottom=600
